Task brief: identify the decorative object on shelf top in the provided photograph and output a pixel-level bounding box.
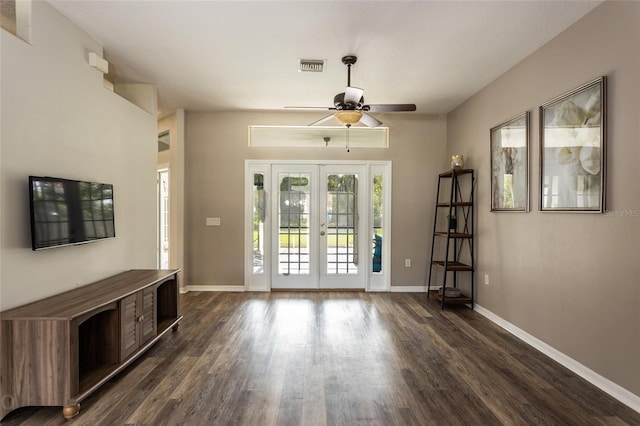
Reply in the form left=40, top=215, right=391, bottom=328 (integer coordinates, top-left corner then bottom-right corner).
left=451, top=154, right=464, bottom=169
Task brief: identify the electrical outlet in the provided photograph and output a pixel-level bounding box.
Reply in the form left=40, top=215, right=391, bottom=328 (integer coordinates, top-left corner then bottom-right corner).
left=405, top=259, right=411, bottom=267
left=484, top=274, right=489, bottom=285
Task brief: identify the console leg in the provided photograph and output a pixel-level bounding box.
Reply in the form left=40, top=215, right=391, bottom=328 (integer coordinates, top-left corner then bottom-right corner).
left=63, top=403, right=80, bottom=419
left=172, top=323, right=180, bottom=332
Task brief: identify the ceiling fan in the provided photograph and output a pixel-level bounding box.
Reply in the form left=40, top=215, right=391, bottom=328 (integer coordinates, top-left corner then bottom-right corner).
left=287, top=55, right=416, bottom=128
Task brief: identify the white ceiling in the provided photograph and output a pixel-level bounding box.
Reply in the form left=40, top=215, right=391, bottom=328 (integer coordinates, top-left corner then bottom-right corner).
left=47, top=0, right=601, bottom=118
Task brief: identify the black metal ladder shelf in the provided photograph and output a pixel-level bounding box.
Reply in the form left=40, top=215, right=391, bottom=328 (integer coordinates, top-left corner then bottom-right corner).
left=427, top=169, right=475, bottom=309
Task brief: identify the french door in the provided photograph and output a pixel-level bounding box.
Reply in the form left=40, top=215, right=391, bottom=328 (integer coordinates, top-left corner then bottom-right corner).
left=271, top=164, right=367, bottom=289
left=245, top=160, right=390, bottom=292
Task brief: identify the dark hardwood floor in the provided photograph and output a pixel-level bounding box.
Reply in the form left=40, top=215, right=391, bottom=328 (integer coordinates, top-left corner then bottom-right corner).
left=2, top=291, right=638, bottom=425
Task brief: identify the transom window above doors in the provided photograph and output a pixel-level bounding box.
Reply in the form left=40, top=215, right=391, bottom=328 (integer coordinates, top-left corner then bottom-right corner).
left=248, top=126, right=389, bottom=148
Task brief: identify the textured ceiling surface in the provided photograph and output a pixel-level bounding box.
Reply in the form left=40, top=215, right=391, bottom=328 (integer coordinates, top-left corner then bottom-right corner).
left=48, top=0, right=601, bottom=117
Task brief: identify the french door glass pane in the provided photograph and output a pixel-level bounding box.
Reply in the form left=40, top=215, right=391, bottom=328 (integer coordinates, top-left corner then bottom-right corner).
left=278, top=173, right=310, bottom=275
left=326, top=174, right=358, bottom=275
left=372, top=174, right=383, bottom=273
left=252, top=173, right=265, bottom=274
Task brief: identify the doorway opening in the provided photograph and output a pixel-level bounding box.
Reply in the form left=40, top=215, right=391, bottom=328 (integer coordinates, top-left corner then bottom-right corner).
left=157, top=168, right=170, bottom=269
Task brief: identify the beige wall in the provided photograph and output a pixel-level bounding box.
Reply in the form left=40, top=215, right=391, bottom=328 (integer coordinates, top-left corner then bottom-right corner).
left=185, top=111, right=447, bottom=288
left=0, top=1, right=158, bottom=310
left=447, top=1, right=639, bottom=396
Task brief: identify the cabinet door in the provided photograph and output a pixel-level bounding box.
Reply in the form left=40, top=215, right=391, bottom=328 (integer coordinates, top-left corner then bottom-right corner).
left=139, top=286, right=156, bottom=346
left=120, top=294, right=139, bottom=360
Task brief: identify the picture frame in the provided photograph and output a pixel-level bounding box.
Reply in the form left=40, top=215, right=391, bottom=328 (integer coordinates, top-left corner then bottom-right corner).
left=539, top=76, right=606, bottom=212
left=490, top=112, right=529, bottom=212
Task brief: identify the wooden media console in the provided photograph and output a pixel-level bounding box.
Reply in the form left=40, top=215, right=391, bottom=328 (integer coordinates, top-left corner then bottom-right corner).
left=0, top=269, right=182, bottom=420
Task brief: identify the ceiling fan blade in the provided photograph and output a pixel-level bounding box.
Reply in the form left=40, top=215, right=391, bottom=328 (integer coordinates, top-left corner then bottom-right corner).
left=359, top=113, right=382, bottom=128
left=285, top=106, right=332, bottom=110
left=309, top=114, right=336, bottom=126
left=365, top=104, right=417, bottom=112
left=344, top=86, right=364, bottom=105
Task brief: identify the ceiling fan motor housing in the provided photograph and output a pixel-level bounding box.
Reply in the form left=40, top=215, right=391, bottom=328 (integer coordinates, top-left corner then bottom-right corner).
left=334, top=92, right=364, bottom=110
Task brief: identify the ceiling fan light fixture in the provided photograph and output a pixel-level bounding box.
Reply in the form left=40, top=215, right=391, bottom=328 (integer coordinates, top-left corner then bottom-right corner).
left=334, top=110, right=362, bottom=126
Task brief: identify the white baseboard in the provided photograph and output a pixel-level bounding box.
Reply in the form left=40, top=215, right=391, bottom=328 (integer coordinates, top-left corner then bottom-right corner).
left=390, top=285, right=428, bottom=292
left=474, top=304, right=640, bottom=414
left=185, top=285, right=424, bottom=293
left=183, top=285, right=246, bottom=292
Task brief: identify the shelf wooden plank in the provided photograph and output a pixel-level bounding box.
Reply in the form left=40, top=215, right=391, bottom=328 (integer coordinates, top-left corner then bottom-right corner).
left=430, top=290, right=473, bottom=305
left=439, top=168, right=474, bottom=177
left=436, top=202, right=473, bottom=207
left=79, top=363, right=119, bottom=395
left=434, top=232, right=472, bottom=239
left=157, top=316, right=179, bottom=334
left=431, top=261, right=473, bottom=271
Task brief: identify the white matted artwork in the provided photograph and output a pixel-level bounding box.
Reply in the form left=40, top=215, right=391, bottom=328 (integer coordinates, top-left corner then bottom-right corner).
left=539, top=77, right=606, bottom=212
left=490, top=112, right=529, bottom=212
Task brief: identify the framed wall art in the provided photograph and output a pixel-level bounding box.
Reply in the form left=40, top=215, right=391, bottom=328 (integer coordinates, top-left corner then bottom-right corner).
left=490, top=112, right=529, bottom=212
left=539, top=76, right=606, bottom=212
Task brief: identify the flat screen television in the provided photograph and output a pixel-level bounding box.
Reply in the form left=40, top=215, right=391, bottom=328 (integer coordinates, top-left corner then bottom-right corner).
left=29, top=176, right=116, bottom=250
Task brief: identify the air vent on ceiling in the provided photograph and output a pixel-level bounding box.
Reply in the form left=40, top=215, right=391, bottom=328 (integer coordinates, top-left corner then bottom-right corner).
left=299, top=59, right=325, bottom=72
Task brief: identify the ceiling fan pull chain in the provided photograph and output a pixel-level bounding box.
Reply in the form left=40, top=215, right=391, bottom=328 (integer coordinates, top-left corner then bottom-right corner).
left=346, top=124, right=351, bottom=152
